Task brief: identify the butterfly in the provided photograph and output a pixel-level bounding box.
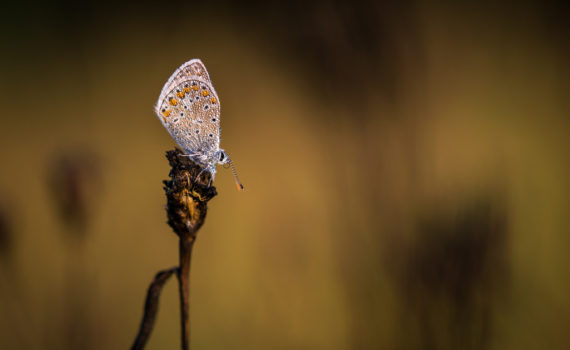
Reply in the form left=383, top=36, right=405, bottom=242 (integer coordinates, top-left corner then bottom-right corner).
left=155, top=59, right=243, bottom=190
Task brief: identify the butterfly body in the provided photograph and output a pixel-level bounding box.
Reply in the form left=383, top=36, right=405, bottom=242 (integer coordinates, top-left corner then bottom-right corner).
left=155, top=59, right=239, bottom=186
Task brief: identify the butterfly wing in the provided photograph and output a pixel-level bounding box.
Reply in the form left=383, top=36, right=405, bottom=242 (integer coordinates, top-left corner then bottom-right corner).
left=156, top=61, right=221, bottom=160
left=157, top=59, right=215, bottom=105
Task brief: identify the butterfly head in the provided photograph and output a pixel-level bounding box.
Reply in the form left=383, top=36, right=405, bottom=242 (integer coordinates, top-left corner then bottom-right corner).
left=215, top=149, right=244, bottom=191
left=216, top=149, right=230, bottom=165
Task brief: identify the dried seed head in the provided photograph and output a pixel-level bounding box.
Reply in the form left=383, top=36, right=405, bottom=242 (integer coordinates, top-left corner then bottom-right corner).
left=163, top=149, right=217, bottom=240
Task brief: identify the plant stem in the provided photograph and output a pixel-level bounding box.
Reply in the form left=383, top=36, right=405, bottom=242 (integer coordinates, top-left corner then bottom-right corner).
left=178, top=237, right=194, bottom=350
left=131, top=267, right=178, bottom=350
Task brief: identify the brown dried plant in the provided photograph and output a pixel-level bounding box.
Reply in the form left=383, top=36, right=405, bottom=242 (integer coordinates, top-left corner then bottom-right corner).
left=131, top=149, right=217, bottom=350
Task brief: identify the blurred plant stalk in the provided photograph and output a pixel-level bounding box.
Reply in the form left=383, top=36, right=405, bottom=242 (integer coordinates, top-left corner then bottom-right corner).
left=47, top=149, right=102, bottom=350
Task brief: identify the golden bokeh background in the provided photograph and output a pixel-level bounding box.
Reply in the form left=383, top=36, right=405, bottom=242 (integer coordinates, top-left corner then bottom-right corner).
left=1, top=1, right=569, bottom=349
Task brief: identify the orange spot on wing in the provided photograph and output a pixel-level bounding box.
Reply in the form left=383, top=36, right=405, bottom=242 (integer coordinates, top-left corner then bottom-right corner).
left=169, top=98, right=178, bottom=106
left=162, top=109, right=171, bottom=117
left=201, top=90, right=210, bottom=97
left=192, top=86, right=199, bottom=91
left=177, top=91, right=185, bottom=98
left=183, top=87, right=191, bottom=93
left=210, top=97, right=216, bottom=104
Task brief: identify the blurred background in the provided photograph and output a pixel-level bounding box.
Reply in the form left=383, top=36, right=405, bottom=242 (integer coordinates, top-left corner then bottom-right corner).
left=1, top=1, right=569, bottom=349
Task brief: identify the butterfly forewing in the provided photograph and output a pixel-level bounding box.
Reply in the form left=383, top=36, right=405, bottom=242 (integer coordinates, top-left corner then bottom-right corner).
left=156, top=72, right=221, bottom=159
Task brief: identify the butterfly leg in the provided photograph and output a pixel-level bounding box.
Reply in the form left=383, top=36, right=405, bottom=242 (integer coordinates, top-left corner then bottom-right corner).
left=181, top=153, right=199, bottom=159
left=194, top=167, right=208, bottom=184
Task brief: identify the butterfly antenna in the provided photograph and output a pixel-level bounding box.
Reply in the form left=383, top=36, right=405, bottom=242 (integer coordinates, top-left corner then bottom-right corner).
left=227, top=157, right=244, bottom=191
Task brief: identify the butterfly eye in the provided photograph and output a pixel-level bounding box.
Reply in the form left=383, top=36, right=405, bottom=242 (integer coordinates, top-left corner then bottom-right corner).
left=219, top=152, right=225, bottom=161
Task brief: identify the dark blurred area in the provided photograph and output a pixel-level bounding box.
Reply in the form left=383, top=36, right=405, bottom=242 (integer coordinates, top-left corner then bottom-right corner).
left=47, top=149, right=102, bottom=236
left=1, top=1, right=569, bottom=349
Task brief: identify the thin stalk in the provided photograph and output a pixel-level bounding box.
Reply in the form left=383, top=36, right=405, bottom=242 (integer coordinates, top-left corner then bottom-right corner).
left=131, top=267, right=178, bottom=350
left=178, top=237, right=194, bottom=350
